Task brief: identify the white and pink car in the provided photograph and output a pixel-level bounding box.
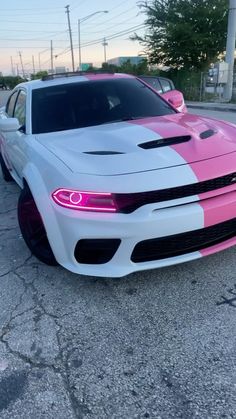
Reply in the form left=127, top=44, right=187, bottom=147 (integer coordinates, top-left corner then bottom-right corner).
left=0, top=72, right=235, bottom=277
left=139, top=75, right=187, bottom=113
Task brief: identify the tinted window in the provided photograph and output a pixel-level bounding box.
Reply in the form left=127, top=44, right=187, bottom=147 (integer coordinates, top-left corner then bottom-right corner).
left=159, top=79, right=172, bottom=93
left=32, top=78, right=176, bottom=134
left=6, top=91, right=18, bottom=117
left=14, top=90, right=26, bottom=127
left=140, top=77, right=163, bottom=94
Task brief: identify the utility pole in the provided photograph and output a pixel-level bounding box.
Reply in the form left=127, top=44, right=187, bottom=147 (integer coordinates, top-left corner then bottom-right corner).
left=224, top=0, right=236, bottom=101
left=65, top=5, right=75, bottom=71
left=38, top=53, right=41, bottom=71
left=32, top=55, right=35, bottom=74
left=16, top=63, right=19, bottom=76
left=50, top=40, right=54, bottom=73
left=18, top=51, right=25, bottom=79
left=102, top=38, right=108, bottom=63
left=10, top=56, right=14, bottom=75
left=78, top=19, right=81, bottom=70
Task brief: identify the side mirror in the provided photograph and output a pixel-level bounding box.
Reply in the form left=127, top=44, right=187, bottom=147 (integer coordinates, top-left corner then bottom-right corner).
left=0, top=118, right=20, bottom=133
left=167, top=91, right=186, bottom=112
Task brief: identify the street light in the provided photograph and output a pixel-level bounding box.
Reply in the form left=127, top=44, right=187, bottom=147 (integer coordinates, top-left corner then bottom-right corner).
left=78, top=10, right=108, bottom=70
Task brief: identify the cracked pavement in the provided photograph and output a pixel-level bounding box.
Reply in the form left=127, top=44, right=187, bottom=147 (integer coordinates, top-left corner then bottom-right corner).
left=0, top=107, right=236, bottom=418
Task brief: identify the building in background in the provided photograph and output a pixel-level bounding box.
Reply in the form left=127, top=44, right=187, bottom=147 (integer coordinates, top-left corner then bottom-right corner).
left=107, top=56, right=144, bottom=66
left=55, top=66, right=67, bottom=74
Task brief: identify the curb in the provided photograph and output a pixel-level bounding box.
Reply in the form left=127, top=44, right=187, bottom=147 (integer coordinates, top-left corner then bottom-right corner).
left=187, top=104, right=236, bottom=113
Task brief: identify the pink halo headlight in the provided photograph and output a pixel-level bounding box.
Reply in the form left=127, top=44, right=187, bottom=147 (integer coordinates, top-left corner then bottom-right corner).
left=70, top=192, right=82, bottom=205
left=52, top=188, right=117, bottom=212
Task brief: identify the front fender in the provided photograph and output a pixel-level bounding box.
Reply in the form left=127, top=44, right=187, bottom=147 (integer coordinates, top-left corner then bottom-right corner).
left=22, top=163, right=68, bottom=264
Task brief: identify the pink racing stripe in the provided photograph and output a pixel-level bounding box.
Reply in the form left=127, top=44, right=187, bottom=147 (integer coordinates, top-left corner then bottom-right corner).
left=201, top=236, right=236, bottom=256
left=130, top=115, right=236, bottom=181
left=199, top=183, right=236, bottom=201
left=130, top=116, right=236, bottom=235
left=199, top=191, right=236, bottom=227
left=180, top=151, right=236, bottom=182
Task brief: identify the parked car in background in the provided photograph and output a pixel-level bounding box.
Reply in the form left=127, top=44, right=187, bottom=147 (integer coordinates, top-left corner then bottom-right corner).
left=0, top=72, right=235, bottom=278
left=139, top=75, right=187, bottom=113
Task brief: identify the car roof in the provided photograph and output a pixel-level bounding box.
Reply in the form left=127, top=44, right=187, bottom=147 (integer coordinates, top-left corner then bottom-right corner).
left=16, top=72, right=135, bottom=92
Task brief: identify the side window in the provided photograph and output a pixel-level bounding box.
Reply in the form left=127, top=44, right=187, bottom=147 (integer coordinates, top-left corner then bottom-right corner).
left=159, top=79, right=172, bottom=93
left=6, top=91, right=18, bottom=117
left=14, top=90, right=26, bottom=127
left=141, top=77, right=163, bottom=94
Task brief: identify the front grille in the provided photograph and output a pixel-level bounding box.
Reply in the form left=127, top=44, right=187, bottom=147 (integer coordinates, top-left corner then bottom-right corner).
left=115, top=172, right=236, bottom=213
left=131, top=218, right=236, bottom=263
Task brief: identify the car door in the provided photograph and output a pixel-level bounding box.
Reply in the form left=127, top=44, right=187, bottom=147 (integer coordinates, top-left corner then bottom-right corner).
left=4, top=89, right=27, bottom=181
left=0, top=90, right=18, bottom=171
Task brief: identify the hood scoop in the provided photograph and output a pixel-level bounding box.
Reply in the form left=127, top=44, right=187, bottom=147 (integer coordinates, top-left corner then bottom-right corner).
left=199, top=129, right=216, bottom=139
left=138, top=135, right=191, bottom=149
left=83, top=151, right=125, bottom=155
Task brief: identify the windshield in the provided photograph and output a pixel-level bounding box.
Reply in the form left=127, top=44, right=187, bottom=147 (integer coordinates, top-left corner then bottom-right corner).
left=31, top=78, right=176, bottom=134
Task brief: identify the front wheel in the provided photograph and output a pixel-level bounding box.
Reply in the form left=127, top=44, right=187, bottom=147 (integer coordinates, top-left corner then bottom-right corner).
left=18, top=186, right=58, bottom=266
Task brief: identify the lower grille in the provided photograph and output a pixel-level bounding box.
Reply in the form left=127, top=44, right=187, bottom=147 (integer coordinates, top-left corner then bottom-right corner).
left=131, top=218, right=236, bottom=263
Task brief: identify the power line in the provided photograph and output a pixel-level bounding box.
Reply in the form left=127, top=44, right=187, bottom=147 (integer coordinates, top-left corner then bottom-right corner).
left=0, top=6, right=64, bottom=11
left=0, top=29, right=67, bottom=33
left=0, top=46, right=62, bottom=49
left=0, top=37, right=68, bottom=42
left=0, top=19, right=66, bottom=25
left=79, top=15, right=142, bottom=36
left=82, top=5, right=138, bottom=28
left=81, top=24, right=145, bottom=48
left=71, top=0, right=88, bottom=11
left=54, top=24, right=145, bottom=59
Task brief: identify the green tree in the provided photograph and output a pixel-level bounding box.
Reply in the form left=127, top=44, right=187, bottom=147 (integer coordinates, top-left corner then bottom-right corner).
left=133, top=0, right=228, bottom=70
left=0, top=76, right=24, bottom=89
left=31, top=71, right=48, bottom=80
left=102, top=59, right=150, bottom=75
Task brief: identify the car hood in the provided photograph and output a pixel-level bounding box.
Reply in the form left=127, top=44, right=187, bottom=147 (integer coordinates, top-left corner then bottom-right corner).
left=35, top=113, right=236, bottom=175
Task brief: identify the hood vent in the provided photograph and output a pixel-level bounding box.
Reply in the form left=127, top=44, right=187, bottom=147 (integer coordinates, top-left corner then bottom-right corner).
left=200, top=129, right=216, bottom=139
left=83, top=151, right=125, bottom=155
left=138, top=135, right=191, bottom=149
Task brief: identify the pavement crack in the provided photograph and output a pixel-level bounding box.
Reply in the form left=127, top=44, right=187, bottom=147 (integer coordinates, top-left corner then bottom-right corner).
left=0, top=270, right=13, bottom=278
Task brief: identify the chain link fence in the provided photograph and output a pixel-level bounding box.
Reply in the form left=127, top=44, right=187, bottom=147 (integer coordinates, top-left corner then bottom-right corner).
left=170, top=69, right=236, bottom=102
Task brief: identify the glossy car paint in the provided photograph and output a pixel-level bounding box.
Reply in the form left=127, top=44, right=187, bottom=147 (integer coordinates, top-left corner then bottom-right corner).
left=0, top=73, right=235, bottom=277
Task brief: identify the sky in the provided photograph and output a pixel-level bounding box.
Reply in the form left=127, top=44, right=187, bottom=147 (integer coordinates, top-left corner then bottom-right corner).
left=0, top=0, right=146, bottom=75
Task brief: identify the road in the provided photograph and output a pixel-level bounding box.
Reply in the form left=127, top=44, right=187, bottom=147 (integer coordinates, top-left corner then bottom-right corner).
left=0, top=100, right=235, bottom=418
left=190, top=107, right=236, bottom=124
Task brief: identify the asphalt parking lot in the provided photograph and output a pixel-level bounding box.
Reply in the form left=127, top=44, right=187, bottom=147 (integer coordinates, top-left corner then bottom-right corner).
left=0, top=92, right=236, bottom=418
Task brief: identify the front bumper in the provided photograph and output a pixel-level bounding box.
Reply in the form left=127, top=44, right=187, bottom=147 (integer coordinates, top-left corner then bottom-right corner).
left=47, top=189, right=236, bottom=277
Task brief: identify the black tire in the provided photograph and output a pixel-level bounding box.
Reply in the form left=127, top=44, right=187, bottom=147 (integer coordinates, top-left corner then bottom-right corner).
left=0, top=153, right=13, bottom=182
left=18, top=186, right=58, bottom=266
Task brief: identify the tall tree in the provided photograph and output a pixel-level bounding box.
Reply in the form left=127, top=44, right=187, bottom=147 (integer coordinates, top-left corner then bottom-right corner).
left=133, top=0, right=228, bottom=70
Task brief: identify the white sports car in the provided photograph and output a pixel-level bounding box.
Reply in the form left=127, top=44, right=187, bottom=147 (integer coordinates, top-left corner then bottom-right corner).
left=0, top=72, right=235, bottom=277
